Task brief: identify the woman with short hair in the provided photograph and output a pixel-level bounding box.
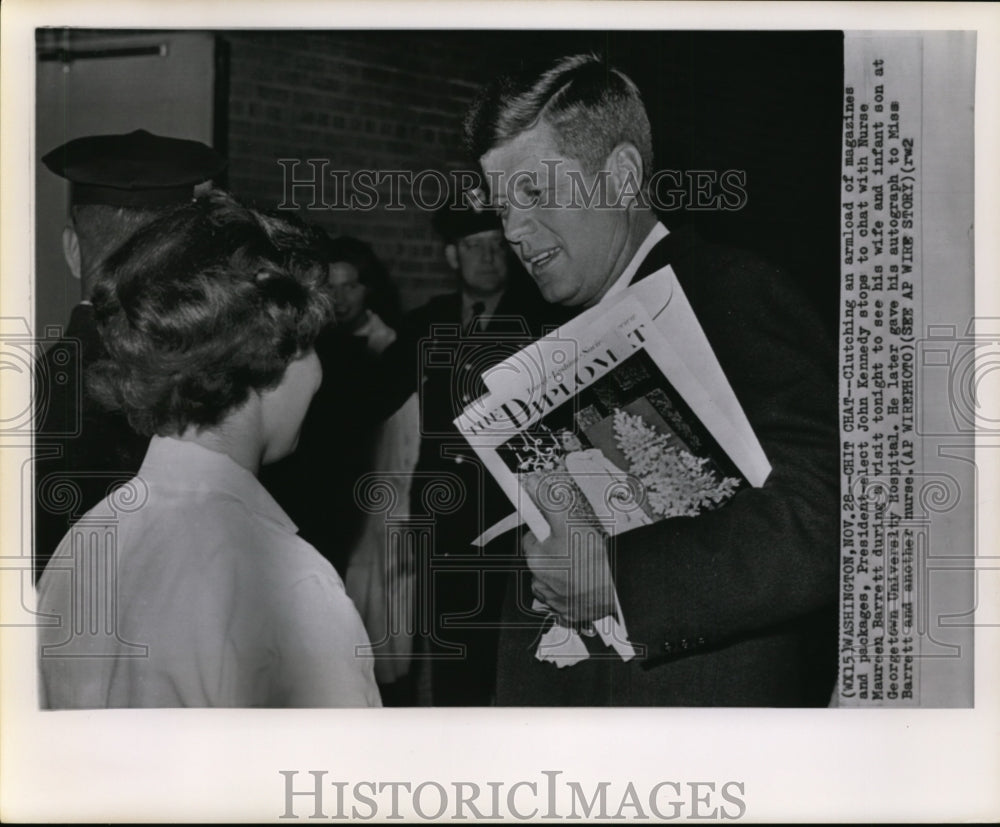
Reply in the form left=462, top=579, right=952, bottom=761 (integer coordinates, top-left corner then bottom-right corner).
left=325, top=235, right=399, bottom=354
left=36, top=191, right=381, bottom=709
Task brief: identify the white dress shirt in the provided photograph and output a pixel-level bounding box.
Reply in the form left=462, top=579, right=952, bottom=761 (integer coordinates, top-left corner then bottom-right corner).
left=599, top=221, right=670, bottom=305
left=37, top=436, right=381, bottom=708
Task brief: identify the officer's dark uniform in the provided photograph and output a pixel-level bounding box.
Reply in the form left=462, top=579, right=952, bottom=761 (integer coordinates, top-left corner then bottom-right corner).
left=34, top=130, right=225, bottom=581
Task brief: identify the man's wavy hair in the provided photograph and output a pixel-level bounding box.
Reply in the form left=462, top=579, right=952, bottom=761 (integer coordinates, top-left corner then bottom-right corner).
left=464, top=53, right=654, bottom=185
left=89, top=190, right=331, bottom=437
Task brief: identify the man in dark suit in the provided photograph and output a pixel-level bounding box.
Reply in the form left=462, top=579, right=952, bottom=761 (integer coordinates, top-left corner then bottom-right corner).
left=387, top=201, right=565, bottom=705
left=465, top=54, right=839, bottom=705
left=34, top=130, right=225, bottom=581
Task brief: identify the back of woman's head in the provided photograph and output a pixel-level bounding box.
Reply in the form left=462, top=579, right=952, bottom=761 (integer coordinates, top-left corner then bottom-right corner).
left=90, top=190, right=331, bottom=436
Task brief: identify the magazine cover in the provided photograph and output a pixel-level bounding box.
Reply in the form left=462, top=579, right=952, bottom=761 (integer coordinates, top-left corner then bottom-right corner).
left=456, top=270, right=771, bottom=543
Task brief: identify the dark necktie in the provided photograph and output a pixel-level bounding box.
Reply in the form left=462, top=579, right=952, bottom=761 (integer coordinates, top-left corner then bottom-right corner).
left=458, top=301, right=489, bottom=406
left=465, top=301, right=486, bottom=335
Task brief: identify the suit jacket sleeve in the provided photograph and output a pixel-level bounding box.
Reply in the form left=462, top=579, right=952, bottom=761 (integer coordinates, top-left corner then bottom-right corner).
left=612, top=244, right=840, bottom=665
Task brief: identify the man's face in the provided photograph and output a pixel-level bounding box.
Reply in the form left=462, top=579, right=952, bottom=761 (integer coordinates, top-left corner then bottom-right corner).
left=453, top=229, right=509, bottom=297
left=480, top=121, right=631, bottom=307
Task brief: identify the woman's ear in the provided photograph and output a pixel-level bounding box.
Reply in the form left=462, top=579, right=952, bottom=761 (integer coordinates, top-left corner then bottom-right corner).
left=444, top=243, right=460, bottom=271
left=62, top=225, right=82, bottom=280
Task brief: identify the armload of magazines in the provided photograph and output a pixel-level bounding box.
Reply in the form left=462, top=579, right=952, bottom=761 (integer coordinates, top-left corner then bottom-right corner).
left=454, top=266, right=772, bottom=666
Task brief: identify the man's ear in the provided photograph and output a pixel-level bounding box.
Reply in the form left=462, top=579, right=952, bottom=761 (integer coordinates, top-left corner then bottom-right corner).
left=606, top=142, right=644, bottom=207
left=444, top=243, right=460, bottom=271
left=61, top=225, right=82, bottom=280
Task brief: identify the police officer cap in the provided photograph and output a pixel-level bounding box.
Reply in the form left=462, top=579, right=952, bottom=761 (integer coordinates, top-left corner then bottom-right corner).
left=42, top=129, right=226, bottom=207
left=432, top=198, right=502, bottom=243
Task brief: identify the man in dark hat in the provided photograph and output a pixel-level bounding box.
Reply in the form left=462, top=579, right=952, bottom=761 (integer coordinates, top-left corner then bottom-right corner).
left=377, top=194, right=566, bottom=705
left=34, top=130, right=225, bottom=581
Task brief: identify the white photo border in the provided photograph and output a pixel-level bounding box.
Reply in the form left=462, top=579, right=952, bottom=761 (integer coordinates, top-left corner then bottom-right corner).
left=2, top=1, right=998, bottom=822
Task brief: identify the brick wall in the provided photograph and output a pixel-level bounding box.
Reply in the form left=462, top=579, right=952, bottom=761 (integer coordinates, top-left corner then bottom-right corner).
left=224, top=31, right=499, bottom=312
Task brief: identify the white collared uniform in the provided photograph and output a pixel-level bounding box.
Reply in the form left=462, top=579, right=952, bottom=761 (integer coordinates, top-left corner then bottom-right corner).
left=37, top=437, right=381, bottom=708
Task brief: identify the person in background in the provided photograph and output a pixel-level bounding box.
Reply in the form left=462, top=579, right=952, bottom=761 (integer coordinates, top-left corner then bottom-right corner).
left=331, top=236, right=421, bottom=704
left=381, top=199, right=565, bottom=705
left=37, top=191, right=380, bottom=708
left=261, top=236, right=400, bottom=579
left=327, top=235, right=399, bottom=354
left=34, top=129, right=225, bottom=582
